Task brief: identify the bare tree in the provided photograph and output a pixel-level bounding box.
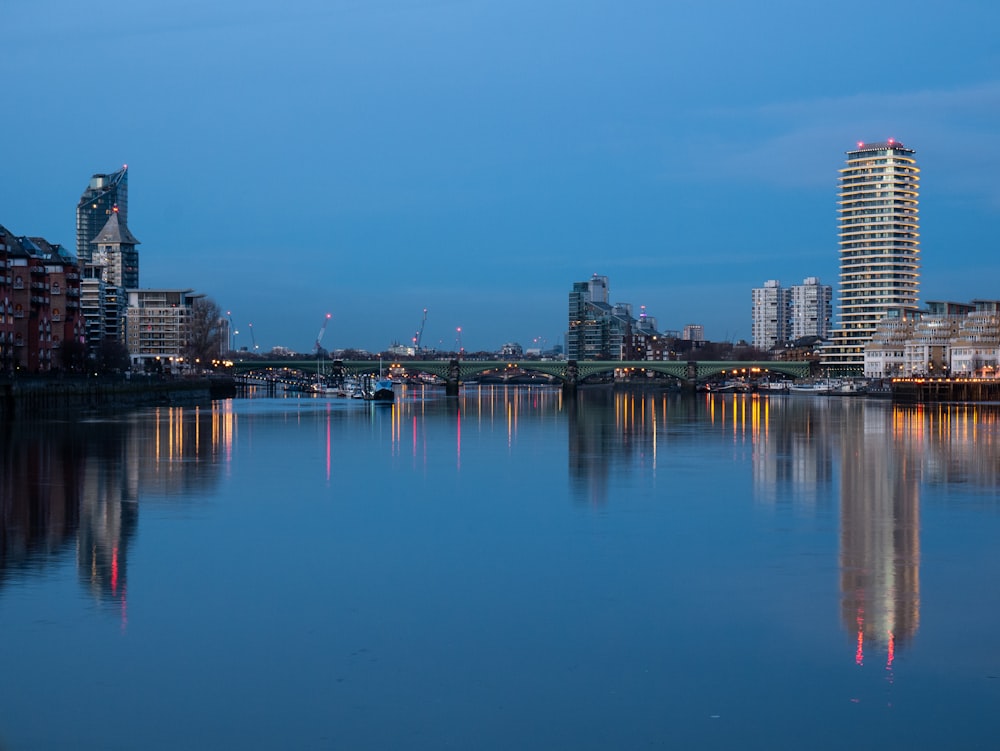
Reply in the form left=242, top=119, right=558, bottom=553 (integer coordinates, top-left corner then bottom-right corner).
left=186, top=297, right=225, bottom=369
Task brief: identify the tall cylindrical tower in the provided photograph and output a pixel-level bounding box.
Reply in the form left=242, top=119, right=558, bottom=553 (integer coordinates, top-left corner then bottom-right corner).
left=824, top=140, right=920, bottom=371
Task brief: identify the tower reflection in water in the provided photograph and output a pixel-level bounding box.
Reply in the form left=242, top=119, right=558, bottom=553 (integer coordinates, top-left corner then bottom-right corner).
left=0, top=404, right=234, bottom=624
left=838, top=402, right=920, bottom=671
left=561, top=390, right=1000, bottom=669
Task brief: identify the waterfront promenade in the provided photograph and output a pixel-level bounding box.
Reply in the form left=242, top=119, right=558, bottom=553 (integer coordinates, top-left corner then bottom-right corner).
left=0, top=375, right=236, bottom=419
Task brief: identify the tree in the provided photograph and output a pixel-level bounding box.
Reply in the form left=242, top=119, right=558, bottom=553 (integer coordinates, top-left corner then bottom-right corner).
left=57, top=337, right=88, bottom=373
left=95, top=339, right=130, bottom=374
left=186, top=297, right=225, bottom=370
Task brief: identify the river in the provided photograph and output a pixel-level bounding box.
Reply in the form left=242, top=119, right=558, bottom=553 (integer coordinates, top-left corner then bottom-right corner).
left=1, top=387, right=999, bottom=749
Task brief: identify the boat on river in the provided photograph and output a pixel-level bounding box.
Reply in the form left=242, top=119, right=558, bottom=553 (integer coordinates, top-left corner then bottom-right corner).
left=788, top=379, right=840, bottom=394
left=360, top=371, right=394, bottom=403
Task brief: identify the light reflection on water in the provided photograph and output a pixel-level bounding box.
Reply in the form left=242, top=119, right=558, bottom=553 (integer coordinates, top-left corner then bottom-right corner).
left=1, top=388, right=999, bottom=750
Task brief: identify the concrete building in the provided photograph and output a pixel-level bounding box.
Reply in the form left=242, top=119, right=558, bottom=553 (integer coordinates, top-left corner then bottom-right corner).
left=682, top=324, right=704, bottom=342
left=789, top=277, right=832, bottom=341
left=125, top=289, right=200, bottom=373
left=751, top=280, right=789, bottom=350
left=824, top=140, right=920, bottom=372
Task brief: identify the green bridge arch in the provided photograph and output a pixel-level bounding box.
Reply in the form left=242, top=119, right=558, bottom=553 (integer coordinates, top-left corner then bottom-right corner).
left=230, top=358, right=811, bottom=393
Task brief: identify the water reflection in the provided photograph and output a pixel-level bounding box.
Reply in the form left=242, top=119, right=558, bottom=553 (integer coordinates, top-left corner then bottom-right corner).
left=838, top=400, right=920, bottom=670
left=3, top=390, right=998, bottom=664
left=557, top=391, right=995, bottom=668
left=0, top=405, right=234, bottom=617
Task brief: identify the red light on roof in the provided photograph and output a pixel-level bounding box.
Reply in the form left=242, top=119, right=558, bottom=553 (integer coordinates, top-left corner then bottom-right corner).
left=857, top=141, right=864, bottom=148
left=887, top=137, right=895, bottom=144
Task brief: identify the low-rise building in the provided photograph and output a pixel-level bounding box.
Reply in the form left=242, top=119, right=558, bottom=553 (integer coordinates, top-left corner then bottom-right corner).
left=864, top=301, right=1000, bottom=378
left=863, top=308, right=918, bottom=378
left=950, top=301, right=1000, bottom=377
left=125, top=289, right=200, bottom=373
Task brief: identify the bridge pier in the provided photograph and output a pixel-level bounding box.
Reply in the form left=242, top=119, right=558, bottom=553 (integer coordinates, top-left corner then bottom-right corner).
left=562, top=360, right=578, bottom=397
left=445, top=359, right=460, bottom=397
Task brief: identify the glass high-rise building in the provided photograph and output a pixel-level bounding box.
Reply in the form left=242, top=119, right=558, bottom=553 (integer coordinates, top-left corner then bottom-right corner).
left=822, top=140, right=920, bottom=371
left=77, top=166, right=128, bottom=264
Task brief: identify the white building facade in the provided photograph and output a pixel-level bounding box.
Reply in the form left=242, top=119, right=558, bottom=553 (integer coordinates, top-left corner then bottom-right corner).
left=789, top=277, right=832, bottom=341
left=824, top=140, right=920, bottom=371
left=125, top=289, right=199, bottom=372
left=751, top=280, right=789, bottom=350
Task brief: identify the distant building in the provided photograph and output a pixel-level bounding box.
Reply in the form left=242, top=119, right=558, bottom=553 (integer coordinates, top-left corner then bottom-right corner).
left=567, top=274, right=612, bottom=360
left=824, top=141, right=920, bottom=371
left=789, top=277, right=832, bottom=341
left=500, top=342, right=523, bottom=358
left=566, top=274, right=664, bottom=360
left=753, top=277, right=831, bottom=350
left=682, top=324, right=704, bottom=342
left=751, top=280, right=789, bottom=350
left=77, top=166, right=128, bottom=265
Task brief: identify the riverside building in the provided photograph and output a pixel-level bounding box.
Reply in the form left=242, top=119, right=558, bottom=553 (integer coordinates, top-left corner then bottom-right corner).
left=125, top=289, right=199, bottom=373
left=822, top=140, right=920, bottom=372
left=863, top=300, right=1000, bottom=378
left=0, top=225, right=84, bottom=372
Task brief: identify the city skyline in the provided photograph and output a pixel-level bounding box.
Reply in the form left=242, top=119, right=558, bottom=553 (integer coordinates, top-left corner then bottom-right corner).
left=5, top=1, right=1000, bottom=353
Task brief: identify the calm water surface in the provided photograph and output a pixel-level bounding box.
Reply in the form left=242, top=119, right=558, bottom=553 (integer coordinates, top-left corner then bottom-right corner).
left=2, top=387, right=1000, bottom=750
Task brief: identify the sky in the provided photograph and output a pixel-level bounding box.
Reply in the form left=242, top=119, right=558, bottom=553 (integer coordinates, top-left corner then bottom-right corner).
left=5, top=0, right=1000, bottom=354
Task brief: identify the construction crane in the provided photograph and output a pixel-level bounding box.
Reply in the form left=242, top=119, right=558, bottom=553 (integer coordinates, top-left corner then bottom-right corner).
left=315, top=313, right=332, bottom=354
left=248, top=322, right=258, bottom=352
left=227, top=310, right=236, bottom=352
left=412, top=308, right=428, bottom=354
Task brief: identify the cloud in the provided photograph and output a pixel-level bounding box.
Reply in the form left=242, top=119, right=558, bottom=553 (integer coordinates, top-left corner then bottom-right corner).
left=670, top=81, right=1000, bottom=205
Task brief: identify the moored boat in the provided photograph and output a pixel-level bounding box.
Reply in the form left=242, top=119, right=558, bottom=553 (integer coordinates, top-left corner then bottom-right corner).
left=360, top=373, right=394, bottom=402
left=788, top=379, right=840, bottom=394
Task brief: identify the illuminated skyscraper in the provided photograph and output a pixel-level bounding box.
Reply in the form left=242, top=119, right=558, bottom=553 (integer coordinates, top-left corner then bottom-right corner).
left=77, top=166, right=128, bottom=264
left=822, top=141, right=920, bottom=371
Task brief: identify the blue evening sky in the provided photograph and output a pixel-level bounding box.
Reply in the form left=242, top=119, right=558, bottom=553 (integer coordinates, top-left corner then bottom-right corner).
left=5, top=0, right=999, bottom=353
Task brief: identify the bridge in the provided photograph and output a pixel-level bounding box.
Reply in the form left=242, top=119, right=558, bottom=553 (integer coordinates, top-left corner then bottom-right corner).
left=229, top=359, right=812, bottom=395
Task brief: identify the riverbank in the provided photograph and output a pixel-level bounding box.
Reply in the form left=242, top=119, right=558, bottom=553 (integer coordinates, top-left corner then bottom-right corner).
left=0, top=375, right=237, bottom=419
left=891, top=377, right=1000, bottom=403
